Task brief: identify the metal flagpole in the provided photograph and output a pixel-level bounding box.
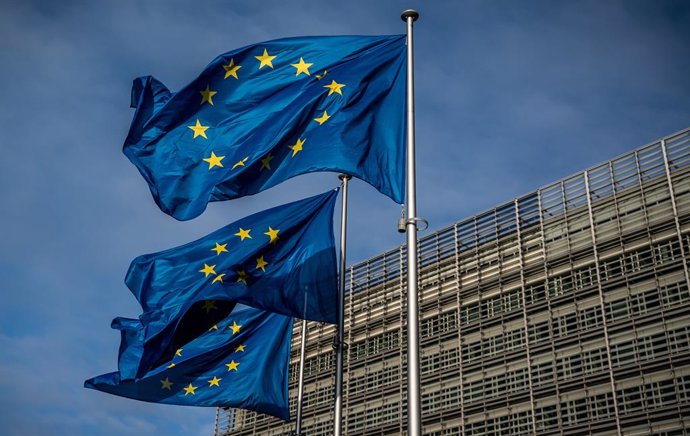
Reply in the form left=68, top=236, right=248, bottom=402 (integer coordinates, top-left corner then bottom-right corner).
left=334, top=174, right=350, bottom=436
left=401, top=9, right=422, bottom=436
left=294, top=317, right=308, bottom=435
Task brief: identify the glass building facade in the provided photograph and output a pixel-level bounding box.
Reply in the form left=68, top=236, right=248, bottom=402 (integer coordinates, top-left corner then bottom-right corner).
left=215, top=127, right=690, bottom=435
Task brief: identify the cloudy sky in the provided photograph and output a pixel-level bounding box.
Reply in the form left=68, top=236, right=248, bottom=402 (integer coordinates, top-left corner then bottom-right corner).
left=1, top=1, right=689, bottom=435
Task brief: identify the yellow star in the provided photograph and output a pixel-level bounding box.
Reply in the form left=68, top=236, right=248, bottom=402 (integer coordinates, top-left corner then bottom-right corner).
left=160, top=378, right=173, bottom=390
left=235, top=344, right=246, bottom=352
left=264, top=227, right=279, bottom=244
left=199, top=264, right=217, bottom=277
left=234, top=228, right=251, bottom=241
left=289, top=138, right=305, bottom=157
left=212, top=273, right=225, bottom=284
left=228, top=321, right=241, bottom=335
left=225, top=360, right=240, bottom=371
left=232, top=156, right=249, bottom=170
left=203, top=151, right=225, bottom=169
left=208, top=324, right=219, bottom=331
left=290, top=57, right=313, bottom=76
left=255, top=49, right=277, bottom=69
left=256, top=255, right=268, bottom=272
left=316, top=70, right=328, bottom=80
left=313, top=111, right=331, bottom=125
left=187, top=119, right=209, bottom=139
left=260, top=153, right=274, bottom=171
left=183, top=383, right=198, bottom=395
left=236, top=270, right=249, bottom=285
left=175, top=348, right=183, bottom=357
left=201, top=300, right=217, bottom=313
left=223, top=58, right=241, bottom=79
left=167, top=363, right=176, bottom=369
left=324, top=80, right=345, bottom=96
left=211, top=242, right=228, bottom=255
left=199, top=84, right=217, bottom=106
left=208, top=376, right=221, bottom=387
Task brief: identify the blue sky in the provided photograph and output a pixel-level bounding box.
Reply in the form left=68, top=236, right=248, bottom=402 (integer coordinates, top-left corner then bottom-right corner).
left=0, top=1, right=688, bottom=435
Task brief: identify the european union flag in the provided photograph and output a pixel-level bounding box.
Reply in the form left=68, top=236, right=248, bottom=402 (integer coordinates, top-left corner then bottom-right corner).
left=85, top=306, right=294, bottom=420
left=125, top=189, right=337, bottom=374
left=124, top=35, right=406, bottom=220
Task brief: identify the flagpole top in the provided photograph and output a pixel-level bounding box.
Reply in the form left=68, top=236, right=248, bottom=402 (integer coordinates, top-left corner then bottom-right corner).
left=338, top=174, right=352, bottom=181
left=401, top=9, right=419, bottom=22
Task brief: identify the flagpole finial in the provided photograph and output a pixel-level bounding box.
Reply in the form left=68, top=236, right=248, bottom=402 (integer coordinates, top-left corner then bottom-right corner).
left=401, top=9, right=419, bottom=22
left=338, top=174, right=352, bottom=181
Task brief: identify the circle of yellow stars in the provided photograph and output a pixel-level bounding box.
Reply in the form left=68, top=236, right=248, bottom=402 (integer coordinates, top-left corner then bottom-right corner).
left=197, top=224, right=282, bottom=287
left=158, top=311, right=248, bottom=397
left=184, top=47, right=347, bottom=173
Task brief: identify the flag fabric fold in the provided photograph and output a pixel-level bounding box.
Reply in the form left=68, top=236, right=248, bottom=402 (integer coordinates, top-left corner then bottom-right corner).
left=86, top=306, right=294, bottom=420
left=124, top=35, right=406, bottom=220
left=111, top=317, right=145, bottom=380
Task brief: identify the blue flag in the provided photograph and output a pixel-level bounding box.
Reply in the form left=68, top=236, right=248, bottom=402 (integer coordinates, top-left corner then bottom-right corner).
left=124, top=35, right=406, bottom=220
left=125, top=189, right=337, bottom=371
left=85, top=306, right=294, bottom=420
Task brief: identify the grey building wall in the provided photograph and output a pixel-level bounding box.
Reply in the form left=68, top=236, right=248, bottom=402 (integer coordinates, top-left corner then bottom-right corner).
left=215, top=127, right=690, bottom=435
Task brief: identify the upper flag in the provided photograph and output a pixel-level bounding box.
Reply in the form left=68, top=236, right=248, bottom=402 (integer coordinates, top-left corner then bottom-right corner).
left=86, top=305, right=294, bottom=421
left=124, top=35, right=406, bottom=220
left=126, top=190, right=338, bottom=360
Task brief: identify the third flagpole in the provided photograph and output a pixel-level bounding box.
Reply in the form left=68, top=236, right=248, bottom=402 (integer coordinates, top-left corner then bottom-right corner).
left=295, top=317, right=308, bottom=435
left=334, top=174, right=350, bottom=436
left=295, top=290, right=311, bottom=436
left=402, top=9, right=422, bottom=436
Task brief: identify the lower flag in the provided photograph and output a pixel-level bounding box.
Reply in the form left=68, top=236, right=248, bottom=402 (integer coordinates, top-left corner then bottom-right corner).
left=85, top=305, right=293, bottom=420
